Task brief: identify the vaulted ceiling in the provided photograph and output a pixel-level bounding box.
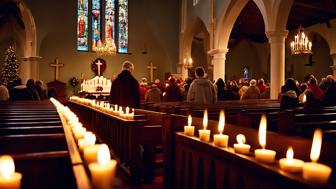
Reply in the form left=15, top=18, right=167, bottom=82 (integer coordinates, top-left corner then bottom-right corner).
left=230, top=0, right=336, bottom=43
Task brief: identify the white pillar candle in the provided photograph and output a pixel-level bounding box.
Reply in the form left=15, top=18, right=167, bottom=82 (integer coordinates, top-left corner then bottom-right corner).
left=199, top=109, right=210, bottom=142
left=84, top=144, right=103, bottom=164
left=303, top=129, right=332, bottom=184
left=184, top=115, right=195, bottom=136
left=234, top=134, right=251, bottom=155
left=254, top=114, right=276, bottom=164
left=0, top=156, right=22, bottom=189
left=78, top=132, right=96, bottom=153
left=89, top=144, right=117, bottom=189
left=213, top=110, right=228, bottom=147
left=279, top=147, right=304, bottom=173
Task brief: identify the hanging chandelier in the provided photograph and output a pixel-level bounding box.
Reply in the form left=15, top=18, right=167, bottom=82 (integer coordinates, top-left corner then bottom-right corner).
left=290, top=26, right=312, bottom=55
left=94, top=38, right=117, bottom=56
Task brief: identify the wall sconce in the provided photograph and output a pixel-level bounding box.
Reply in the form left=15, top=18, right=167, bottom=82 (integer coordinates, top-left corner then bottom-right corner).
left=183, top=57, right=193, bottom=69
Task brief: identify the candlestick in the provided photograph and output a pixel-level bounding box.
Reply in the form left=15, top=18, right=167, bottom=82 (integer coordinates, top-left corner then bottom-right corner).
left=184, top=115, right=195, bottom=136
left=199, top=109, right=210, bottom=142
left=213, top=110, right=228, bottom=147
left=233, top=134, right=251, bottom=155
left=279, top=147, right=304, bottom=173
left=254, top=114, right=276, bottom=164
left=0, top=155, right=22, bottom=189
left=303, top=129, right=332, bottom=184
left=89, top=144, right=117, bottom=189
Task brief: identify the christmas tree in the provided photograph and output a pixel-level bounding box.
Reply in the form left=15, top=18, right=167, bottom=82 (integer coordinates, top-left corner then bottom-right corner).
left=0, top=46, right=19, bottom=86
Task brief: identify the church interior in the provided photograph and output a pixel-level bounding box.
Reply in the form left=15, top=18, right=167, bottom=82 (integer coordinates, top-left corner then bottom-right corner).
left=1, top=0, right=336, bottom=188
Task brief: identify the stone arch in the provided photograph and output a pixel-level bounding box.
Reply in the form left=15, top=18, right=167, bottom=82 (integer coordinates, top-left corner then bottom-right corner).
left=182, top=17, right=210, bottom=64
left=216, top=0, right=269, bottom=50
left=17, top=1, right=39, bottom=82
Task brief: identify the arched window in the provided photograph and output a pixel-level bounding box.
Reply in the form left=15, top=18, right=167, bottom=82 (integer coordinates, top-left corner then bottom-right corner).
left=243, top=66, right=249, bottom=80
left=77, top=0, right=128, bottom=54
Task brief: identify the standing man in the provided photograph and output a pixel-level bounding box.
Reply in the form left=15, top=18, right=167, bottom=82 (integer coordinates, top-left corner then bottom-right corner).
left=187, top=66, right=217, bottom=104
left=110, top=61, right=140, bottom=108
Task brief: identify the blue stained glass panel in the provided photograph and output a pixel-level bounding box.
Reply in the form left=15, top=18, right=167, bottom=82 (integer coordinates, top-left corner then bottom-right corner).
left=105, top=0, right=115, bottom=41
left=92, top=0, right=101, bottom=51
left=77, top=0, right=88, bottom=51
left=118, top=0, right=128, bottom=53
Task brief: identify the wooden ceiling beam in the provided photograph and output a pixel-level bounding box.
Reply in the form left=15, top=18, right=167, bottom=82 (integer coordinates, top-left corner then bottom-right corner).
left=294, top=1, right=336, bottom=15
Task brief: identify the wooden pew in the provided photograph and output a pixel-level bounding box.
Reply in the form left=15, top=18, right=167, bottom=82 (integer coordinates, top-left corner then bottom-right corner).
left=278, top=110, right=336, bottom=137
left=0, top=100, right=91, bottom=189
left=163, top=114, right=336, bottom=189
left=67, top=100, right=166, bottom=185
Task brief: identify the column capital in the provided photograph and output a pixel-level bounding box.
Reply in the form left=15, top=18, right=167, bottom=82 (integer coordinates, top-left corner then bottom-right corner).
left=22, top=56, right=42, bottom=61
left=266, top=30, right=289, bottom=43
left=208, top=48, right=228, bottom=56
left=330, top=53, right=336, bottom=59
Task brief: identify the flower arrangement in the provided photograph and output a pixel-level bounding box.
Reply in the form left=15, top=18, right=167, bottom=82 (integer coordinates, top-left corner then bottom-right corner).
left=69, top=77, right=79, bottom=87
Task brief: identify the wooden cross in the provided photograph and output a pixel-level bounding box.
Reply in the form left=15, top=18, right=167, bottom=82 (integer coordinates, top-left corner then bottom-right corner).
left=147, top=62, right=157, bottom=82
left=96, top=60, right=103, bottom=76
left=49, top=58, right=64, bottom=81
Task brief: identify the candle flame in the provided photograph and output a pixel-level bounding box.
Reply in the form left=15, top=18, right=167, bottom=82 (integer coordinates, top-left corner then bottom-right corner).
left=188, top=115, right=192, bottom=127
left=286, top=147, right=294, bottom=163
left=236, top=134, right=246, bottom=144
left=84, top=132, right=96, bottom=145
left=218, top=110, right=225, bottom=134
left=258, top=114, right=267, bottom=149
left=310, top=129, right=322, bottom=162
left=98, top=144, right=111, bottom=165
left=114, top=104, right=118, bottom=111
left=126, top=107, right=130, bottom=114
left=0, top=155, right=15, bottom=179
left=203, top=109, right=208, bottom=130
left=303, top=94, right=306, bottom=103
left=119, top=106, right=123, bottom=112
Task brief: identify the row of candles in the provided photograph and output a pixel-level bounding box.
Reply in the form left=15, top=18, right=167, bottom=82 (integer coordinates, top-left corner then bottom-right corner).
left=50, top=98, right=117, bottom=189
left=184, top=110, right=332, bottom=185
left=69, top=96, right=135, bottom=120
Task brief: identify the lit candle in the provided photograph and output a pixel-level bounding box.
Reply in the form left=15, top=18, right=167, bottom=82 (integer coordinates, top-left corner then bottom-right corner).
left=84, top=144, right=103, bottom=164
left=303, top=129, right=332, bottom=184
left=78, top=132, right=96, bottom=153
left=125, top=107, right=130, bottom=119
left=279, top=147, right=304, bottom=173
left=213, top=110, right=228, bottom=147
left=199, top=109, right=211, bottom=142
left=89, top=144, right=117, bottom=189
left=184, top=115, right=195, bottom=136
left=0, top=155, right=22, bottom=189
left=233, top=134, right=251, bottom=155
left=254, top=114, right=276, bottom=164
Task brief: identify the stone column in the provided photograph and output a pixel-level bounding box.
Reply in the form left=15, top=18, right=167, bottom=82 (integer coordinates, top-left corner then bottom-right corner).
left=266, top=30, right=288, bottom=99
left=21, top=56, right=42, bottom=83
left=208, top=48, right=228, bottom=81
left=330, top=53, right=336, bottom=77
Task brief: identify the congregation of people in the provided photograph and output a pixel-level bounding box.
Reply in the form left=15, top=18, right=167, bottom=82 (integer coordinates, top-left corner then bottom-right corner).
left=2, top=60, right=336, bottom=112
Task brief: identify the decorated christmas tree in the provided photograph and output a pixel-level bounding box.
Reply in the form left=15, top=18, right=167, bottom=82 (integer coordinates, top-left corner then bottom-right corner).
left=0, top=46, right=19, bottom=86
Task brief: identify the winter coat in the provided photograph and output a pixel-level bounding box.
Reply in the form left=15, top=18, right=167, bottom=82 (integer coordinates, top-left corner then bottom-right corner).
left=187, top=78, right=216, bottom=104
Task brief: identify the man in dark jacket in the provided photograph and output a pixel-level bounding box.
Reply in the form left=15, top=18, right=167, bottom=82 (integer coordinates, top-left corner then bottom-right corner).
left=110, top=61, right=140, bottom=108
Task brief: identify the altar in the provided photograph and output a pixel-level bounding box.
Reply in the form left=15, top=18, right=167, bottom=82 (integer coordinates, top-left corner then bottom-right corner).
left=79, top=58, right=111, bottom=99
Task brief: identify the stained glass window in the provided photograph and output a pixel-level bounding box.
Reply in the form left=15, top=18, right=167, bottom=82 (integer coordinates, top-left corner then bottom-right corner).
left=118, top=0, right=128, bottom=53
left=77, top=0, right=128, bottom=53
left=243, top=66, right=249, bottom=80
left=77, top=0, right=88, bottom=51
left=92, top=0, right=101, bottom=51
left=105, top=0, right=115, bottom=41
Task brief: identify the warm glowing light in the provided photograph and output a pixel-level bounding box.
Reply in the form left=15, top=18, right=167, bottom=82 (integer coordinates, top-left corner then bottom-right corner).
left=203, top=109, right=208, bottom=130
left=218, top=110, right=225, bottom=134
left=84, top=132, right=96, bottom=145
left=303, top=94, right=307, bottom=103
left=310, top=129, right=322, bottom=162
left=97, top=144, right=111, bottom=165
left=0, top=155, right=15, bottom=179
left=258, top=114, right=267, bottom=149
left=286, top=147, right=294, bottom=163
left=236, top=134, right=246, bottom=145
left=290, top=26, right=312, bottom=55
left=188, top=115, right=192, bottom=127
left=126, top=107, right=130, bottom=114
